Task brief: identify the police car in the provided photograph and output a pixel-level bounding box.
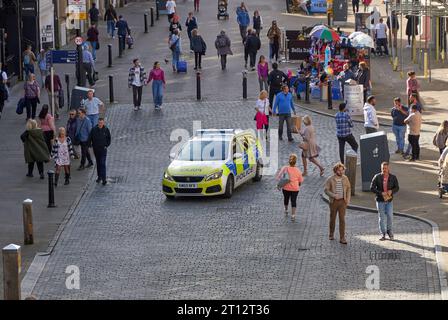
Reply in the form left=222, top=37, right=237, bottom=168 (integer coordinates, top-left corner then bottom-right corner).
left=162, top=129, right=263, bottom=199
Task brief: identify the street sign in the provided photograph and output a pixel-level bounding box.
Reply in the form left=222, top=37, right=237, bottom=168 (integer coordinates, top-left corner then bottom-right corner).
left=46, top=50, right=78, bottom=65
left=75, top=37, right=83, bottom=45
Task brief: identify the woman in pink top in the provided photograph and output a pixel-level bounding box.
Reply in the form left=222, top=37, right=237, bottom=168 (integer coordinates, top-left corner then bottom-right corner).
left=257, top=55, right=269, bottom=91
left=146, top=61, right=166, bottom=110
left=406, top=70, right=420, bottom=103
left=277, top=153, right=304, bottom=221
left=38, top=104, right=56, bottom=153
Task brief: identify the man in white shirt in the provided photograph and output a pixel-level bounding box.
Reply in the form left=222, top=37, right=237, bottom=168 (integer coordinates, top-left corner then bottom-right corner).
left=81, top=90, right=105, bottom=127
left=363, top=95, right=379, bottom=134
left=375, top=18, right=389, bottom=56
left=166, top=0, right=176, bottom=22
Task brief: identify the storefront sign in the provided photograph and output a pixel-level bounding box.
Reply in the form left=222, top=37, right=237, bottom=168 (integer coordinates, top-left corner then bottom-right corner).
left=310, top=0, right=327, bottom=14
left=345, top=84, right=364, bottom=116
left=288, top=40, right=311, bottom=60
left=68, top=0, right=87, bottom=20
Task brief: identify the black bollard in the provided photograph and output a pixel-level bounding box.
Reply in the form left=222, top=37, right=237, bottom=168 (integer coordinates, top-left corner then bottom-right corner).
left=108, top=44, right=112, bottom=67
left=144, top=13, right=148, bottom=33
left=65, top=74, right=70, bottom=110
left=118, top=36, right=123, bottom=58
left=156, top=2, right=160, bottom=20
left=196, top=72, right=201, bottom=100
left=150, top=8, right=155, bottom=27
left=305, top=76, right=310, bottom=103
left=327, top=79, right=333, bottom=109
left=47, top=170, right=56, bottom=208
left=242, top=70, right=248, bottom=99
left=109, top=75, right=115, bottom=103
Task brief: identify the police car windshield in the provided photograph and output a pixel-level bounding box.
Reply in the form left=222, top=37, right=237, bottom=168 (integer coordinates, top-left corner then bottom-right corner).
left=177, top=140, right=229, bottom=161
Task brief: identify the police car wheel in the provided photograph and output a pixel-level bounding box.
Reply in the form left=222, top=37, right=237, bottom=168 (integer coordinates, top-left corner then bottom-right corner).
left=165, top=195, right=175, bottom=200
left=252, top=161, right=262, bottom=182
left=224, top=175, right=234, bottom=198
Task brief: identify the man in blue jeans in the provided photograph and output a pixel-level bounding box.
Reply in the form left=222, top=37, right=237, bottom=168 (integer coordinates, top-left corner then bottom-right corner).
left=391, top=97, right=408, bottom=154
left=273, top=85, right=296, bottom=142
left=370, top=162, right=399, bottom=241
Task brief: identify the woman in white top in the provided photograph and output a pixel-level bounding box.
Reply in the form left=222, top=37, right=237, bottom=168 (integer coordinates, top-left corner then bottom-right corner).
left=254, top=90, right=271, bottom=139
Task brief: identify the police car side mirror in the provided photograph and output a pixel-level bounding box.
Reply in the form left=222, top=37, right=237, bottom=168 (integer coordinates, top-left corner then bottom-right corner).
left=169, top=152, right=176, bottom=161
left=233, top=153, right=243, bottom=160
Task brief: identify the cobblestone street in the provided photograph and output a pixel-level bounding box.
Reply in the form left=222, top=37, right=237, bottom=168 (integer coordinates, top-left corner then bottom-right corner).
left=31, top=101, right=441, bottom=299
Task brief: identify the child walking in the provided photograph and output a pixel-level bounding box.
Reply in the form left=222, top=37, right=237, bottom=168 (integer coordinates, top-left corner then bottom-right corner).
left=51, top=127, right=75, bottom=186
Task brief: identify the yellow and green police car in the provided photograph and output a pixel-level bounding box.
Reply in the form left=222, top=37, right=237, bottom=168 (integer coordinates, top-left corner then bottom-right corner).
left=162, top=129, right=263, bottom=199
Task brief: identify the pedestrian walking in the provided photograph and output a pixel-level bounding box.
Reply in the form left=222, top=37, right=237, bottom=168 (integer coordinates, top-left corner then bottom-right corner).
left=89, top=118, right=111, bottom=186
left=236, top=2, right=250, bottom=43
left=87, top=24, right=99, bottom=61
left=273, top=85, right=295, bottom=142
left=51, top=127, right=75, bottom=187
left=24, top=73, right=40, bottom=120
left=356, top=61, right=371, bottom=103
left=433, top=120, right=448, bottom=155
left=44, top=71, right=62, bottom=120
left=253, top=10, right=262, bottom=37
left=75, top=108, right=94, bottom=170
left=375, top=18, right=389, bottom=56
left=169, top=29, right=182, bottom=72
left=66, top=110, right=79, bottom=159
left=169, top=14, right=182, bottom=34
left=406, top=71, right=420, bottom=103
left=0, top=65, right=8, bottom=120
left=300, top=115, right=324, bottom=176
left=405, top=15, right=419, bottom=48
left=37, top=104, right=56, bottom=153
left=390, top=97, right=408, bottom=154
left=194, top=0, right=200, bottom=12
left=81, top=90, right=104, bottom=127
left=363, top=95, right=379, bottom=134
left=404, top=104, right=422, bottom=161
left=104, top=4, right=118, bottom=38
left=23, top=45, right=37, bottom=78
left=335, top=103, right=358, bottom=164
left=387, top=10, right=399, bottom=50
left=215, top=30, right=232, bottom=70
left=116, top=15, right=131, bottom=54
left=254, top=90, right=270, bottom=139
left=370, top=162, right=399, bottom=241
left=89, top=2, right=100, bottom=26
left=324, top=162, right=351, bottom=244
left=191, top=29, right=207, bottom=70
left=362, top=0, right=372, bottom=12
left=244, top=30, right=261, bottom=70
left=257, top=55, right=269, bottom=91
left=185, top=12, right=198, bottom=51
left=82, top=44, right=96, bottom=87
left=37, top=49, right=48, bottom=88
left=352, top=0, right=360, bottom=13
left=408, top=92, right=422, bottom=113
left=276, top=153, right=304, bottom=221
left=20, top=119, right=49, bottom=179
left=267, top=21, right=281, bottom=63
left=166, top=0, right=177, bottom=22
left=146, top=61, right=166, bottom=110
left=128, top=58, right=146, bottom=111
left=268, top=62, right=288, bottom=107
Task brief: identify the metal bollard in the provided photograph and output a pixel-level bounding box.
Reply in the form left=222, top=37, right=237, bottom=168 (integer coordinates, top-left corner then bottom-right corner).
left=305, top=76, right=310, bottom=103
left=196, top=71, right=201, bottom=100
left=47, top=170, right=56, bottom=208
left=118, top=36, right=123, bottom=58
left=2, top=244, right=21, bottom=300
left=109, top=75, right=115, bottom=103
left=144, top=13, right=149, bottom=34
left=345, top=150, right=357, bottom=196
left=150, top=7, right=155, bottom=27
left=22, top=199, right=34, bottom=245
left=108, top=44, right=113, bottom=67
left=242, top=70, right=248, bottom=99
left=156, top=2, right=160, bottom=20
left=65, top=74, right=70, bottom=110
left=327, top=79, right=333, bottom=109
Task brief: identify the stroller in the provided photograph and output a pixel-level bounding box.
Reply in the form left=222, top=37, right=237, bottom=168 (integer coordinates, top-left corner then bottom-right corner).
left=217, top=0, right=229, bottom=20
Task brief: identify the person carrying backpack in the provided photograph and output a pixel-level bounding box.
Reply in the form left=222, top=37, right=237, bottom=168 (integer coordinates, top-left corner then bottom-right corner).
left=215, top=30, right=232, bottom=70
left=268, top=62, right=288, bottom=107
left=191, top=29, right=207, bottom=70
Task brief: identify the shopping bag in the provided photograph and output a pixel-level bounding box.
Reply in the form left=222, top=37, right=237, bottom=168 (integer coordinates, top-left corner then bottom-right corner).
left=16, top=97, right=26, bottom=115
left=58, top=89, right=64, bottom=108
left=291, top=115, right=302, bottom=134
left=277, top=168, right=290, bottom=189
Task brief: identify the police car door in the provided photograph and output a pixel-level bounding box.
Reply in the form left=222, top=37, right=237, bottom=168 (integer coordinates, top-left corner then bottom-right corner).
left=234, top=136, right=252, bottom=185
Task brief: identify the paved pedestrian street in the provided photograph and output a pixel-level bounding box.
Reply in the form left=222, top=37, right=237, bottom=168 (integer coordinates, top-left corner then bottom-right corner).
left=31, top=101, right=441, bottom=299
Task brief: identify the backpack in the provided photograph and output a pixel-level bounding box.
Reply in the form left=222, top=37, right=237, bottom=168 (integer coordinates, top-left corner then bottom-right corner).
left=277, top=167, right=290, bottom=189
left=217, top=36, right=227, bottom=48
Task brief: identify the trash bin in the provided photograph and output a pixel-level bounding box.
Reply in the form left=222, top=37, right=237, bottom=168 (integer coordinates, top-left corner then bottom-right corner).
left=360, top=131, right=390, bottom=191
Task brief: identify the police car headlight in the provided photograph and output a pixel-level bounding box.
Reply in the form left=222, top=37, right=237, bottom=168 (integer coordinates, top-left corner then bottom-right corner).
left=164, top=172, right=174, bottom=181
left=205, top=170, right=223, bottom=181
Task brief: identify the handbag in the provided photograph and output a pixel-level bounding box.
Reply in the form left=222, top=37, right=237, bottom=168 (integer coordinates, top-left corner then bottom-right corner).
left=96, top=42, right=100, bottom=50
left=93, top=71, right=99, bottom=81
left=299, top=141, right=309, bottom=151
left=277, top=167, right=290, bottom=189
left=16, top=97, right=26, bottom=115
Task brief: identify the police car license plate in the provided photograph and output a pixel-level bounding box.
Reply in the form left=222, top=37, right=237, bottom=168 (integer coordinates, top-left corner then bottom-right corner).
left=177, top=183, right=198, bottom=188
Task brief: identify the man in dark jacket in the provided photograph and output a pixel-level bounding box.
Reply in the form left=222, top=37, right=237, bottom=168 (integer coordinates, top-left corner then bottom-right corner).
left=89, top=118, right=111, bottom=185
left=87, top=24, right=99, bottom=61
left=215, top=30, right=233, bottom=70
left=370, top=162, right=399, bottom=241
left=268, top=62, right=288, bottom=107
left=116, top=15, right=130, bottom=53
left=66, top=110, right=79, bottom=158
left=89, top=3, right=100, bottom=25
left=387, top=11, right=399, bottom=50
left=244, top=30, right=261, bottom=70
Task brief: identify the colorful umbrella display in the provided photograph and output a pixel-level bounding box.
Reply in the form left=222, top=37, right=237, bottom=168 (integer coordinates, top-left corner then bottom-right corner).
left=351, top=33, right=375, bottom=48
left=348, top=31, right=365, bottom=39
left=309, top=25, right=340, bottom=42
